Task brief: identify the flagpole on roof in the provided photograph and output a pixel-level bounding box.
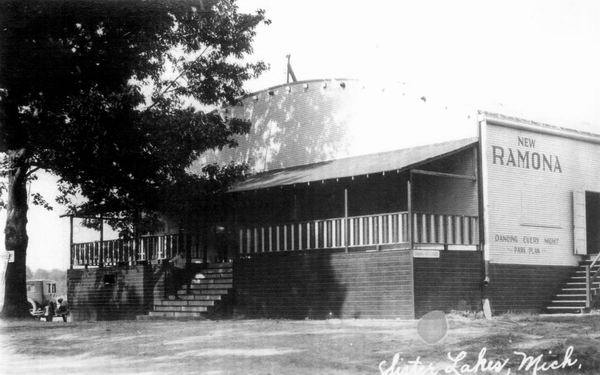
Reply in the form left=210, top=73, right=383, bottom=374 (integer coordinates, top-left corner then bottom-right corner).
left=286, top=54, right=297, bottom=83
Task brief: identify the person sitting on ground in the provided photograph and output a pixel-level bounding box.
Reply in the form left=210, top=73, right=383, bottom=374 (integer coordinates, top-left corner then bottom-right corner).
left=56, top=297, right=69, bottom=322
left=43, top=299, right=56, bottom=322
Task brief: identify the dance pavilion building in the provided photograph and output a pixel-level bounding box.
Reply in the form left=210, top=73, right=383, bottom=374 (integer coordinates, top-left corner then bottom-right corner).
left=66, top=79, right=600, bottom=320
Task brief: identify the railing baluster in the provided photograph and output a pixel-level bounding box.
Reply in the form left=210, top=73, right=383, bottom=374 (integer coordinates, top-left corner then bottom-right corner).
left=283, top=225, right=287, bottom=251
left=395, top=214, right=400, bottom=243
left=358, top=217, right=363, bottom=245
left=462, top=217, right=469, bottom=245
left=349, top=218, right=354, bottom=246
left=306, top=222, right=310, bottom=249
left=413, top=213, right=419, bottom=244
left=254, top=227, right=258, bottom=253
left=246, top=229, right=251, bottom=253
left=447, top=215, right=453, bottom=244
left=472, top=217, right=479, bottom=244
left=455, top=216, right=462, bottom=245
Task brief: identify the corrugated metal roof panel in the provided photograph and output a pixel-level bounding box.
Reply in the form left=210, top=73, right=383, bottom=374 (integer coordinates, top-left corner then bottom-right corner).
left=230, top=137, right=478, bottom=192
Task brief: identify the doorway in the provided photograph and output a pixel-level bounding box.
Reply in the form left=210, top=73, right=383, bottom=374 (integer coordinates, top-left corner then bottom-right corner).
left=586, top=191, right=600, bottom=254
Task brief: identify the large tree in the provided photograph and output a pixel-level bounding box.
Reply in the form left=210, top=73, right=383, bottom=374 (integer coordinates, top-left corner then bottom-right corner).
left=0, top=0, right=268, bottom=317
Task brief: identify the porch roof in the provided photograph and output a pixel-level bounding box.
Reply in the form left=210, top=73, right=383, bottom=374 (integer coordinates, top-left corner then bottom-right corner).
left=230, top=137, right=478, bottom=192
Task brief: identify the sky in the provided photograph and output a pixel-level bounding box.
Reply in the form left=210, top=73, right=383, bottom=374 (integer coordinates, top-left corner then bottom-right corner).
left=5, top=0, right=600, bottom=271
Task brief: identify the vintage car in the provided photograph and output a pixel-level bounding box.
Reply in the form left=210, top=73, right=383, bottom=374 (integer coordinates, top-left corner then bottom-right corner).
left=26, top=279, right=58, bottom=316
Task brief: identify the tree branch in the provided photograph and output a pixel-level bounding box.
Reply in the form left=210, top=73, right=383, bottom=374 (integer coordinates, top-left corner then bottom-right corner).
left=25, top=166, right=41, bottom=177
left=144, top=45, right=211, bottom=113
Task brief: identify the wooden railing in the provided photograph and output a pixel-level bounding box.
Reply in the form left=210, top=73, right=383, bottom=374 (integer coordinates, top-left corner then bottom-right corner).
left=71, top=212, right=480, bottom=266
left=585, top=252, right=600, bottom=308
left=412, top=213, right=479, bottom=246
left=238, top=211, right=479, bottom=254
left=71, top=232, right=205, bottom=268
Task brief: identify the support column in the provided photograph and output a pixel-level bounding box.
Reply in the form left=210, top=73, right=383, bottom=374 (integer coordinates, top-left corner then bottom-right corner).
left=99, top=217, right=104, bottom=267
left=181, top=228, right=191, bottom=267
left=344, top=187, right=349, bottom=253
left=69, top=216, right=74, bottom=270
left=407, top=174, right=413, bottom=250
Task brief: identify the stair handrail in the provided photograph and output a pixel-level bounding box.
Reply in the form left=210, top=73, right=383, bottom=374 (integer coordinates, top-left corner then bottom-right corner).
left=585, top=252, right=600, bottom=308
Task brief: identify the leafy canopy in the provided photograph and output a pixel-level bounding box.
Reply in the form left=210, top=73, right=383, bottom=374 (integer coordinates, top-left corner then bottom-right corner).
left=0, top=0, right=268, bottom=232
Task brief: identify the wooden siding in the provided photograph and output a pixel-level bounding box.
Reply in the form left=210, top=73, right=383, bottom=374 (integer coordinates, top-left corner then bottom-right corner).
left=414, top=148, right=479, bottom=218
left=484, top=121, right=600, bottom=266
left=487, top=263, right=576, bottom=313
left=233, top=249, right=414, bottom=319
left=67, top=265, right=163, bottom=320
left=413, top=251, right=483, bottom=317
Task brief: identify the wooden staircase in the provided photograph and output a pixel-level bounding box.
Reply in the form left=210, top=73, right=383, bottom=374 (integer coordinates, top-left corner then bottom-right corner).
left=139, top=262, right=233, bottom=319
left=546, top=255, right=600, bottom=314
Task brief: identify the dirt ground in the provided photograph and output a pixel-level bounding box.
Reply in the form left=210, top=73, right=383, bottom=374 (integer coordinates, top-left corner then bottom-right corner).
left=1, top=313, right=600, bottom=375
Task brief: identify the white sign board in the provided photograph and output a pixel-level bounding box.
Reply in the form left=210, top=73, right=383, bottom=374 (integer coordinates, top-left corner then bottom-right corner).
left=413, top=250, right=440, bottom=258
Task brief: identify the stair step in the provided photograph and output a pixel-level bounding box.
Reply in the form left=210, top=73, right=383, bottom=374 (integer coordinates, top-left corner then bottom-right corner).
left=193, top=274, right=233, bottom=280
left=560, top=289, right=587, bottom=294
left=555, top=294, right=587, bottom=297
left=550, top=300, right=587, bottom=304
left=157, top=300, right=215, bottom=307
left=147, top=311, right=207, bottom=318
left=153, top=305, right=208, bottom=312
left=189, top=283, right=232, bottom=290
left=205, top=262, right=233, bottom=269
left=575, top=268, right=600, bottom=272
left=191, top=278, right=233, bottom=284
left=178, top=288, right=229, bottom=295
left=202, top=269, right=233, bottom=275
left=546, top=306, right=585, bottom=312
left=177, top=294, right=222, bottom=301
left=547, top=305, right=585, bottom=309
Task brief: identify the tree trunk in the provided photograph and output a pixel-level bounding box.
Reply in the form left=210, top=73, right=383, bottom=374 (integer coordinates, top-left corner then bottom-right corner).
left=1, top=149, right=29, bottom=318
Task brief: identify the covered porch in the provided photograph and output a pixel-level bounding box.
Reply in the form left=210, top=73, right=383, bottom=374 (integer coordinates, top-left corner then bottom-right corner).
left=232, top=137, right=480, bottom=257
left=68, top=137, right=480, bottom=268
left=67, top=137, right=481, bottom=268
left=67, top=137, right=483, bottom=319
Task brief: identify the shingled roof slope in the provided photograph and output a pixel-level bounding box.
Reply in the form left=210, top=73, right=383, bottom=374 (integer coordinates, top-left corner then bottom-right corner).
left=230, top=137, right=478, bottom=192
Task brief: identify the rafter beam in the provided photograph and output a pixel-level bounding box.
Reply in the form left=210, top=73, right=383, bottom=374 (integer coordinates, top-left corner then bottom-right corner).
left=410, top=169, right=476, bottom=181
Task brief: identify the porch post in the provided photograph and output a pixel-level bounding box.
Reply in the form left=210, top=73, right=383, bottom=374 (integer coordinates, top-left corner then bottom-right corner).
left=203, top=224, right=209, bottom=264
left=407, top=173, right=413, bottom=250
left=344, top=187, right=349, bottom=253
left=69, top=216, right=74, bottom=270
left=99, top=216, right=104, bottom=267
left=181, top=228, right=191, bottom=267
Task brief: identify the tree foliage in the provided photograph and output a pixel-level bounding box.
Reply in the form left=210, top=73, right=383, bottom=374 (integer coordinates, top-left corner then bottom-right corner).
left=1, top=0, right=267, bottom=231
left=0, top=0, right=268, bottom=316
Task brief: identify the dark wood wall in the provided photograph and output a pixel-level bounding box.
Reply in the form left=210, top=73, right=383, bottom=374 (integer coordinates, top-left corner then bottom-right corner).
left=413, top=251, right=483, bottom=317
left=233, top=249, right=414, bottom=319
left=67, top=265, right=163, bottom=320
left=488, top=263, right=576, bottom=313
